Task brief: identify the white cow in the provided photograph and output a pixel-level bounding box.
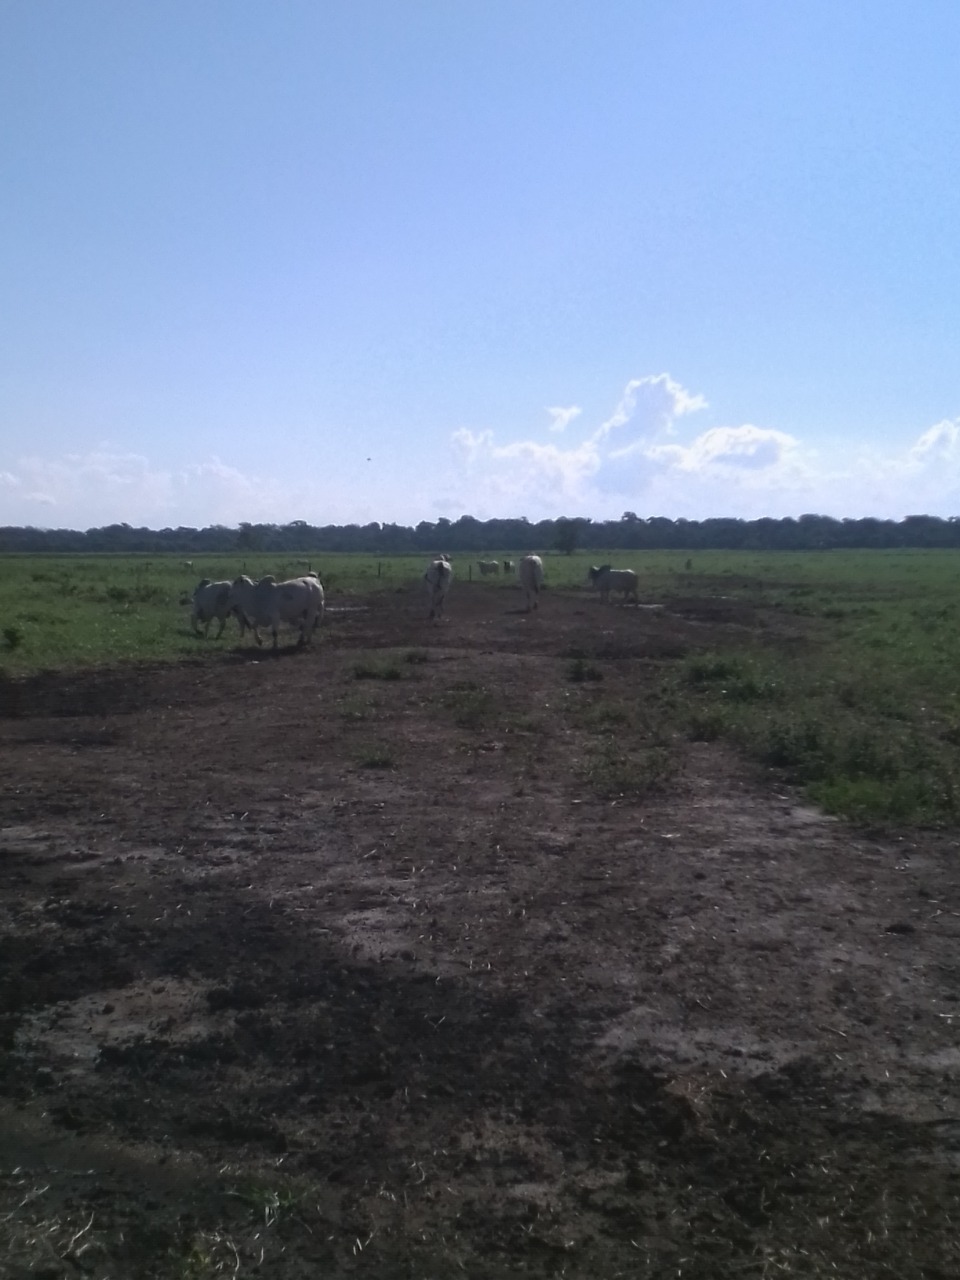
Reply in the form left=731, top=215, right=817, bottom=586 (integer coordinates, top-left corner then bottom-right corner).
left=190, top=579, right=234, bottom=639
left=424, top=556, right=453, bottom=619
left=477, top=560, right=500, bottom=576
left=228, top=574, right=324, bottom=649
left=587, top=564, right=639, bottom=605
left=518, top=554, right=544, bottom=611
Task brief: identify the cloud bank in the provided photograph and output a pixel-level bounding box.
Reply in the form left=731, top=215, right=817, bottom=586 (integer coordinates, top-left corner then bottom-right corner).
left=2, top=376, right=960, bottom=528
left=449, top=375, right=960, bottom=522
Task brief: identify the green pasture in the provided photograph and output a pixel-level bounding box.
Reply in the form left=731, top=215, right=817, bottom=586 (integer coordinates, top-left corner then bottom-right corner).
left=0, top=552, right=435, bottom=669
left=3, top=548, right=960, bottom=826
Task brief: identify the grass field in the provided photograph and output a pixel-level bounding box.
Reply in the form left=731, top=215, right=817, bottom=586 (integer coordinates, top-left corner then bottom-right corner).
left=3, top=548, right=960, bottom=827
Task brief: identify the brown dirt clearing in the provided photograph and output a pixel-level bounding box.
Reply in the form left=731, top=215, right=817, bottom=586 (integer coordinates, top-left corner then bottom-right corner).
left=1, top=581, right=959, bottom=1277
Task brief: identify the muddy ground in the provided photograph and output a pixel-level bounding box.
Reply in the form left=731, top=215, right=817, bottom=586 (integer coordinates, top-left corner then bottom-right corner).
left=1, top=579, right=959, bottom=1278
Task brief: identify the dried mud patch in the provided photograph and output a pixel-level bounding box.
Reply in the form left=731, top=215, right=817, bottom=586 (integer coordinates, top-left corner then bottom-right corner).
left=1, top=584, right=959, bottom=1276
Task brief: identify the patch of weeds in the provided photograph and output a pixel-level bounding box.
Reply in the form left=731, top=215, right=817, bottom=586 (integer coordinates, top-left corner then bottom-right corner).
left=505, top=712, right=547, bottom=734
left=576, top=701, right=632, bottom=732
left=687, top=706, right=729, bottom=742
left=174, top=1234, right=226, bottom=1279
left=2, top=624, right=24, bottom=650
left=353, top=659, right=403, bottom=680
left=685, top=652, right=781, bottom=703
left=355, top=743, right=394, bottom=769
left=684, top=653, right=743, bottom=684
left=443, top=681, right=495, bottom=729
left=226, top=1181, right=302, bottom=1227
left=338, top=693, right=376, bottom=721
left=811, top=774, right=938, bottom=825
left=585, top=740, right=675, bottom=798
left=720, top=672, right=782, bottom=703
left=404, top=648, right=430, bottom=664
left=568, top=656, right=604, bottom=682
left=743, top=713, right=827, bottom=769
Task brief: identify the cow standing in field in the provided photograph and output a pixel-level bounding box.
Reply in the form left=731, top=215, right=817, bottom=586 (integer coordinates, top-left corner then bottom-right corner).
left=518, top=554, right=545, bottom=611
left=502, top=559, right=515, bottom=574
left=424, top=556, right=453, bottom=620
left=477, top=560, right=500, bottom=576
left=228, top=574, right=324, bottom=649
left=190, top=579, right=234, bottom=639
left=587, top=564, right=639, bottom=605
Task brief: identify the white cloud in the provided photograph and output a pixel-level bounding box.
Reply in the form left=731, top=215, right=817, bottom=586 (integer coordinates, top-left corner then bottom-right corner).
left=0, top=450, right=294, bottom=529
left=904, top=418, right=960, bottom=469
left=646, top=425, right=801, bottom=473
left=545, top=405, right=582, bottom=433
left=594, top=374, right=708, bottom=445
left=446, top=380, right=960, bottom=521
left=3, top=400, right=960, bottom=530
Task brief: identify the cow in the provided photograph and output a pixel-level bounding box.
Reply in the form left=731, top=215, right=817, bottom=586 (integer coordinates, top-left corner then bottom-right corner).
left=228, top=574, right=324, bottom=649
left=424, top=556, right=453, bottom=619
left=518, top=554, right=545, bottom=611
left=190, top=579, right=234, bottom=639
left=477, top=560, right=500, bottom=576
left=502, top=559, right=515, bottom=574
left=587, top=564, right=639, bottom=605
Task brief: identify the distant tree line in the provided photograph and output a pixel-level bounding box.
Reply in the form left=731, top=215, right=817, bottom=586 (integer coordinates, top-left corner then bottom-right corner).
left=2, top=512, right=960, bottom=555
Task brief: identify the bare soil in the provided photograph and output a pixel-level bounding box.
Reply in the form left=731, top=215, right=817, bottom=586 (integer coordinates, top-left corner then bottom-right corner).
left=2, top=581, right=959, bottom=1278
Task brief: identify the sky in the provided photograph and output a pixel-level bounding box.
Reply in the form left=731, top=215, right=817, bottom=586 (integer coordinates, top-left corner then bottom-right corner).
left=2, top=1, right=960, bottom=531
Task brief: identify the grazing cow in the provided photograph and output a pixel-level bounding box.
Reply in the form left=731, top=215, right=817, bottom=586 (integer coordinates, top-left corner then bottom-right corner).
left=502, top=559, right=515, bottom=574
left=424, top=556, right=453, bottom=619
left=190, top=579, right=233, bottom=639
left=518, top=554, right=544, bottom=611
left=587, top=564, right=639, bottom=605
left=228, top=574, right=324, bottom=649
left=477, top=560, right=500, bottom=576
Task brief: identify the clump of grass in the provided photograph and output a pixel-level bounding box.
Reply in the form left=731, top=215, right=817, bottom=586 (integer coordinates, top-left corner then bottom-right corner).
left=404, top=648, right=429, bottom=664
left=586, top=701, right=631, bottom=728
left=338, top=693, right=376, bottom=721
left=684, top=652, right=781, bottom=703
left=585, top=741, right=674, bottom=798
left=506, top=712, right=547, bottom=734
left=2, top=624, right=24, bottom=650
left=355, top=743, right=394, bottom=768
left=687, top=707, right=728, bottom=742
left=443, top=681, right=495, bottom=729
left=684, top=653, right=743, bottom=684
left=353, top=659, right=403, bottom=680
left=811, top=774, right=939, bottom=824
left=568, top=656, right=604, bottom=682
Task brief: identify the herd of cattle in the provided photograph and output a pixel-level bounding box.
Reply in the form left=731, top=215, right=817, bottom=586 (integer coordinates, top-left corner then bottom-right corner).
left=190, top=557, right=639, bottom=647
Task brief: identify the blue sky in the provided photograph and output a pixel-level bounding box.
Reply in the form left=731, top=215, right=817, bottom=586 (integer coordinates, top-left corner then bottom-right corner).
left=3, top=1, right=960, bottom=530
